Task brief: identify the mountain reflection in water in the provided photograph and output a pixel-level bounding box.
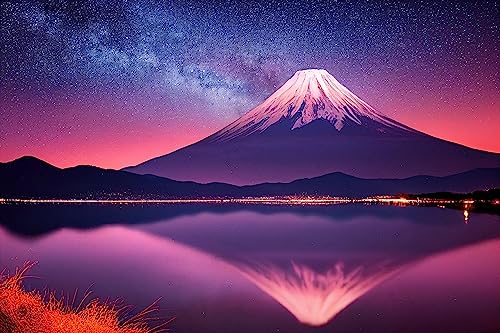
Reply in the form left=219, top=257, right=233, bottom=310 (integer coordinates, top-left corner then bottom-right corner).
left=0, top=205, right=499, bottom=332
left=235, top=261, right=401, bottom=326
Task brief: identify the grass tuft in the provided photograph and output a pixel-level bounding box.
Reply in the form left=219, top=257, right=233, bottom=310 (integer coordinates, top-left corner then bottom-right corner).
left=0, top=262, right=173, bottom=333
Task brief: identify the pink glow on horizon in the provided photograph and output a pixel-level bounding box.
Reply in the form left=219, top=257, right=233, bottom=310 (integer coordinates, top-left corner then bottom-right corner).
left=385, top=101, right=500, bottom=154
left=1, top=73, right=499, bottom=169
left=358, top=72, right=500, bottom=154
left=0, top=128, right=211, bottom=170
left=2, top=105, right=498, bottom=169
left=0, top=90, right=225, bottom=169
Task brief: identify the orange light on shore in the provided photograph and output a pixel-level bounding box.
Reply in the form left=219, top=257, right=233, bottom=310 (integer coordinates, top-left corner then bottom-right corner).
left=0, top=196, right=493, bottom=208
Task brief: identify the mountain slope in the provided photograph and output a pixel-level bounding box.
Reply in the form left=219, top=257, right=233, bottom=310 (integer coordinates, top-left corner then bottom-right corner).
left=125, top=69, right=500, bottom=185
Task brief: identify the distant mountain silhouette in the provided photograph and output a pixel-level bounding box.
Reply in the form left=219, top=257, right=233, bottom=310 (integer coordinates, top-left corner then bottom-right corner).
left=0, top=156, right=240, bottom=199
left=238, top=168, right=500, bottom=197
left=1, top=156, right=499, bottom=199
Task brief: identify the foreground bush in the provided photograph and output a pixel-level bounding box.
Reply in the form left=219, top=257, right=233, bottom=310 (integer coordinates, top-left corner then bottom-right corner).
left=0, top=262, right=170, bottom=333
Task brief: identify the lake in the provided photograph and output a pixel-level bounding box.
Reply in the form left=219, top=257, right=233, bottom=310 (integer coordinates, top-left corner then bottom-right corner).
left=0, top=203, right=499, bottom=332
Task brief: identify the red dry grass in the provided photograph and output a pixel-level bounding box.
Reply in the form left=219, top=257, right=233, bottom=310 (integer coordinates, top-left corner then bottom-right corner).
left=0, top=262, right=171, bottom=333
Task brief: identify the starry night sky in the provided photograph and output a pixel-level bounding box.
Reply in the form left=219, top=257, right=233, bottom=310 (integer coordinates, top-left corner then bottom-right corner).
left=1, top=0, right=499, bottom=168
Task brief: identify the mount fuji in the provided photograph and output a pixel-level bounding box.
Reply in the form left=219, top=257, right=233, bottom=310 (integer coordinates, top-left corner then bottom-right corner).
left=125, top=69, right=500, bottom=185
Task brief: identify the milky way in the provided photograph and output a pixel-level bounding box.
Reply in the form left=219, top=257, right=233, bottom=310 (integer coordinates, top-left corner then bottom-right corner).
left=1, top=0, right=498, bottom=168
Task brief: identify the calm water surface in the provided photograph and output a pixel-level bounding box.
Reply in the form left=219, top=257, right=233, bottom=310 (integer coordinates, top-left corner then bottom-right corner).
left=0, top=204, right=499, bottom=332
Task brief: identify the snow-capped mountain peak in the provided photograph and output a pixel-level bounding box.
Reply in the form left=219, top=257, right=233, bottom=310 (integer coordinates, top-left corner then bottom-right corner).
left=214, top=69, right=407, bottom=141
left=126, top=69, right=499, bottom=185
